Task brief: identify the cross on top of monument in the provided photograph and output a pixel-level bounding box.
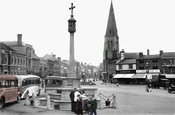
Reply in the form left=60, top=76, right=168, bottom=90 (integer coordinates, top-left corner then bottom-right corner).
left=69, top=3, right=75, bottom=17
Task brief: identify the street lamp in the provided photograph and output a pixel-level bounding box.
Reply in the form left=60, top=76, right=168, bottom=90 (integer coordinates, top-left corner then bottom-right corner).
left=146, top=61, right=149, bottom=81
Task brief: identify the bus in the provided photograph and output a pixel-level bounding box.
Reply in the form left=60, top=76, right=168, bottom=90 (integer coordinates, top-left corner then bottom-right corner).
left=0, top=74, right=21, bottom=108
left=15, top=75, right=41, bottom=99
left=45, top=76, right=63, bottom=100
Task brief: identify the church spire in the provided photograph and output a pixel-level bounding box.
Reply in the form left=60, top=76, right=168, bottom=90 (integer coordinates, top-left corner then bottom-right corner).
left=105, top=1, right=118, bottom=38
left=103, top=1, right=119, bottom=60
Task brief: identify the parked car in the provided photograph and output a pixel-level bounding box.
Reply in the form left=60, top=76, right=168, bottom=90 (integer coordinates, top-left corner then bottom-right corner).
left=168, top=82, right=175, bottom=93
left=149, top=74, right=169, bottom=89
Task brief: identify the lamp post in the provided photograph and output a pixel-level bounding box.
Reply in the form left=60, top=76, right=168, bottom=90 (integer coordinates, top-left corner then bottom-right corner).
left=146, top=61, right=149, bottom=81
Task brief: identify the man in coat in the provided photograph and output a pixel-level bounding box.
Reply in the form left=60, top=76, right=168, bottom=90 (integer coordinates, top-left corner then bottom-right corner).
left=70, top=88, right=76, bottom=112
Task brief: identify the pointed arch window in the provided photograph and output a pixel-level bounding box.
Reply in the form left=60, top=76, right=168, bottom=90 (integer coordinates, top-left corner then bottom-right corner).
left=111, top=41, right=113, bottom=49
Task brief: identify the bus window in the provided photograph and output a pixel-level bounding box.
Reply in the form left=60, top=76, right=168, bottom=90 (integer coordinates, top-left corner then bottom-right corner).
left=55, top=80, right=60, bottom=85
left=11, top=81, right=15, bottom=87
left=0, top=80, right=6, bottom=88
left=36, top=79, right=40, bottom=84
left=31, top=79, right=34, bottom=84
left=22, top=80, right=26, bottom=86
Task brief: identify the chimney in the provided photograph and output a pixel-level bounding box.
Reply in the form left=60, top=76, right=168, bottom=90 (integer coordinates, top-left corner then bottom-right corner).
left=139, top=52, right=143, bottom=57
left=160, top=50, right=163, bottom=56
left=147, top=49, right=150, bottom=55
left=17, top=34, right=22, bottom=46
left=120, top=49, right=125, bottom=60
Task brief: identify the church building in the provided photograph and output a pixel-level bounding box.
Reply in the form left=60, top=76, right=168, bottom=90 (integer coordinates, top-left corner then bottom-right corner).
left=103, top=1, right=120, bottom=82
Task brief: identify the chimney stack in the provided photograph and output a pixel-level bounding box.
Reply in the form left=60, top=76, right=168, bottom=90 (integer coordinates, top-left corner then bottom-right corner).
left=139, top=52, right=143, bottom=57
left=160, top=50, right=163, bottom=56
left=120, top=49, right=125, bottom=60
left=17, top=34, right=22, bottom=46
left=147, top=49, right=150, bottom=55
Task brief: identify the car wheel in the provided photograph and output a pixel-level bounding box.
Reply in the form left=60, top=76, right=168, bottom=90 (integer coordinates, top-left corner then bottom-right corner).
left=0, top=98, right=4, bottom=109
left=16, top=95, right=21, bottom=103
left=168, top=89, right=171, bottom=93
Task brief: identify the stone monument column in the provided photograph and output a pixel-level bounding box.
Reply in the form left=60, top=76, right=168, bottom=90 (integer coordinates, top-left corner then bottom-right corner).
left=43, top=3, right=97, bottom=110
left=68, top=3, right=76, bottom=78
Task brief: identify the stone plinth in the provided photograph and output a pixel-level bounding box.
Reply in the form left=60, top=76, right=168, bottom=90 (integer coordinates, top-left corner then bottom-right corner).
left=53, top=87, right=98, bottom=110
left=61, top=77, right=80, bottom=88
left=81, top=87, right=98, bottom=96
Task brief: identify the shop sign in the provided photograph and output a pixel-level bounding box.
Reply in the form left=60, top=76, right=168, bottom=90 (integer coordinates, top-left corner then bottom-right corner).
left=136, top=69, right=160, bottom=73
left=136, top=70, right=147, bottom=73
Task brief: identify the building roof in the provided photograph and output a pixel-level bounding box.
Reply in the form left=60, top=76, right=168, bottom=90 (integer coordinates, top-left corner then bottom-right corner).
left=117, top=59, right=136, bottom=64
left=124, top=53, right=139, bottom=59
left=138, top=54, right=160, bottom=59
left=43, top=54, right=56, bottom=61
left=10, top=46, right=27, bottom=55
left=161, top=52, right=175, bottom=58
left=0, top=42, right=16, bottom=52
left=3, top=41, right=26, bottom=47
left=32, top=53, right=39, bottom=59
left=111, top=59, right=120, bottom=63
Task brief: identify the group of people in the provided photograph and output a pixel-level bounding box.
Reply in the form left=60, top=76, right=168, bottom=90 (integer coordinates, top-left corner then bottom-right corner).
left=69, top=88, right=97, bottom=115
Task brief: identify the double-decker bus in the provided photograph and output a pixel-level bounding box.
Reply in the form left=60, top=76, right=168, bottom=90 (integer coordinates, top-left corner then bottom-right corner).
left=0, top=74, right=21, bottom=108
left=15, top=75, right=41, bottom=99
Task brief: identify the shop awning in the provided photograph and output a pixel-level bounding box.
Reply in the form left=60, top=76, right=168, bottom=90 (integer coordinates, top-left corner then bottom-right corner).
left=133, top=74, right=147, bottom=79
left=113, top=74, right=125, bottom=78
left=163, top=74, right=175, bottom=79
left=122, top=74, right=135, bottom=78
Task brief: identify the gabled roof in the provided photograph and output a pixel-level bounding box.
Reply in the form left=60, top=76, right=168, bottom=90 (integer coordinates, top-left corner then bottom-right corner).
left=32, top=53, right=39, bottom=59
left=0, top=42, right=16, bottom=52
left=117, top=59, right=136, bottom=64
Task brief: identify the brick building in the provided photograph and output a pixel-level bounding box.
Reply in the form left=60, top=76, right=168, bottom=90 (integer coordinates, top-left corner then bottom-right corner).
left=0, top=42, right=26, bottom=74
left=2, top=34, right=40, bottom=75
left=41, top=53, right=61, bottom=76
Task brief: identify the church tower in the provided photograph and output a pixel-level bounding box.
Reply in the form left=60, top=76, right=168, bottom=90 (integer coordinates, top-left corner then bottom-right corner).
left=103, top=1, right=119, bottom=60
left=103, top=1, right=119, bottom=79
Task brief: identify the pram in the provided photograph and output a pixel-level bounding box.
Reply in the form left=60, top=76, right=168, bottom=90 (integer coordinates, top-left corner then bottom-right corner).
left=83, top=99, right=90, bottom=114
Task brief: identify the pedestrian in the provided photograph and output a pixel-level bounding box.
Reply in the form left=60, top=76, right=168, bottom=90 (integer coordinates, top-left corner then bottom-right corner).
left=74, top=88, right=81, bottom=114
left=116, top=79, right=119, bottom=87
left=146, top=80, right=152, bottom=92
left=77, top=94, right=83, bottom=115
left=70, top=88, right=76, bottom=112
left=148, top=80, right=152, bottom=92
left=89, top=81, right=92, bottom=86
left=89, top=95, right=97, bottom=115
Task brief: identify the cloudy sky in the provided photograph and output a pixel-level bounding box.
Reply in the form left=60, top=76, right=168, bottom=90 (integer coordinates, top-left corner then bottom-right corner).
left=0, top=0, right=175, bottom=66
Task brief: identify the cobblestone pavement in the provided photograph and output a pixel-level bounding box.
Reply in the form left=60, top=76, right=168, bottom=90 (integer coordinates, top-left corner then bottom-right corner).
left=1, top=80, right=175, bottom=115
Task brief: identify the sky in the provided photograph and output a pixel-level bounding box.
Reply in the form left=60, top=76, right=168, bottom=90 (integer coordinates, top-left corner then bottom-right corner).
left=0, top=0, right=175, bottom=67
